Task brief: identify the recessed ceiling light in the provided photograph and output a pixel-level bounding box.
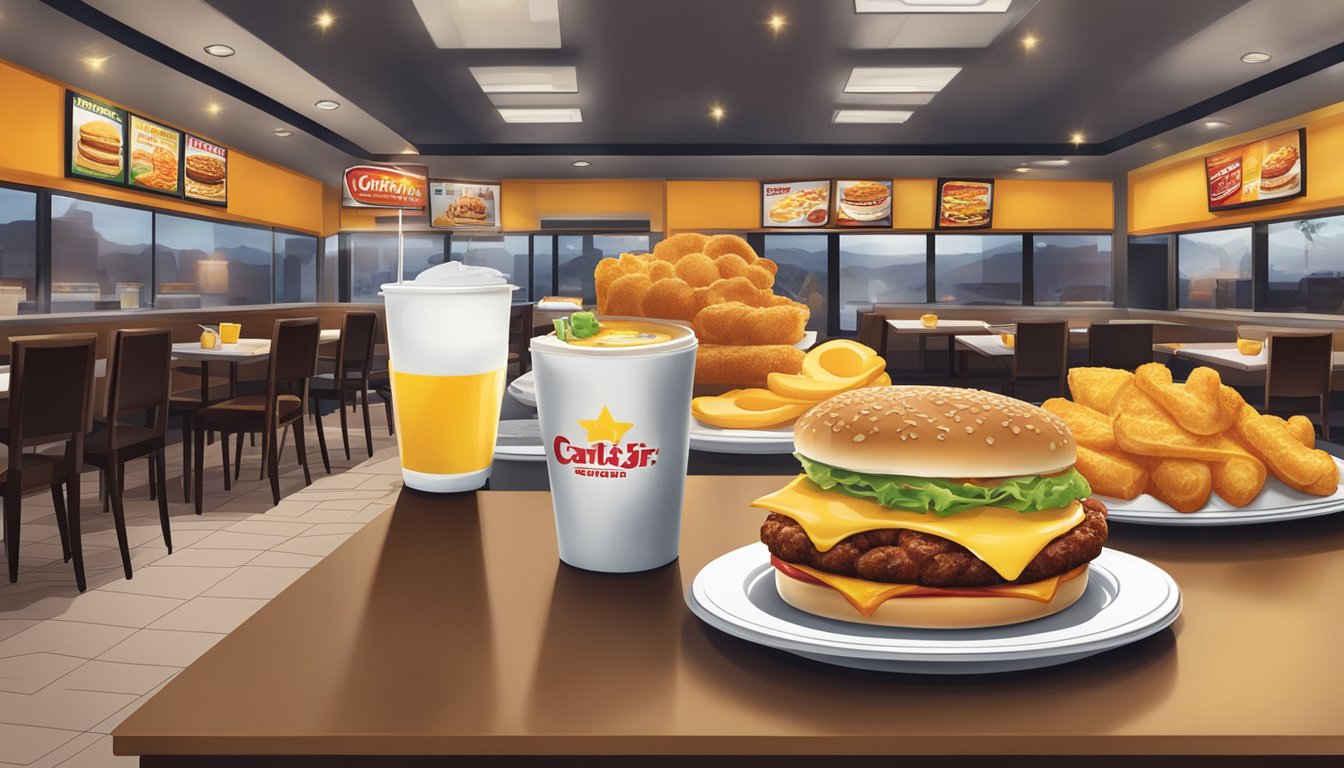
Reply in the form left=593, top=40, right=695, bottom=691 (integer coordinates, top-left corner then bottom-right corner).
left=854, top=0, right=1011, bottom=13
left=207, top=103, right=221, bottom=115
left=1013, top=166, right=1030, bottom=173
left=1022, top=34, right=1038, bottom=50
left=314, top=99, right=340, bottom=110
left=1204, top=119, right=1230, bottom=129
left=709, top=104, right=726, bottom=123
left=316, top=10, right=334, bottom=29
left=1031, top=158, right=1071, bottom=167
left=767, top=14, right=786, bottom=32
left=571, top=160, right=591, bottom=167
left=82, top=55, right=108, bottom=71
left=1070, top=132, right=1085, bottom=144
left=497, top=107, right=582, bottom=123
left=469, top=66, right=577, bottom=93
left=203, top=44, right=235, bottom=57
left=273, top=128, right=293, bottom=137
left=833, top=109, right=913, bottom=124
left=1241, top=51, right=1271, bottom=64
left=844, top=67, right=962, bottom=93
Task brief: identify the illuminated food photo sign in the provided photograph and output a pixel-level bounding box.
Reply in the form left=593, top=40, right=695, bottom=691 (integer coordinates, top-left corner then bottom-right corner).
left=1205, top=128, right=1306, bottom=212
left=935, top=178, right=994, bottom=229
left=342, top=164, right=428, bottom=210
left=762, top=180, right=831, bottom=228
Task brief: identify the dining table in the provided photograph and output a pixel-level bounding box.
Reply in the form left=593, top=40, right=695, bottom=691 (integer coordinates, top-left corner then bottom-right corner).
left=1154, top=342, right=1344, bottom=373
left=886, top=319, right=992, bottom=376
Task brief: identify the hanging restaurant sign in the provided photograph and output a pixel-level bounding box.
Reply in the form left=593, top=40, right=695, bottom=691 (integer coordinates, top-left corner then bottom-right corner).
left=341, top=164, right=428, bottom=210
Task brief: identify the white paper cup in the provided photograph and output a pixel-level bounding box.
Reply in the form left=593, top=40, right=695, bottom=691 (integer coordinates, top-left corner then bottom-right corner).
left=382, top=264, right=516, bottom=493
left=531, top=318, right=697, bottom=572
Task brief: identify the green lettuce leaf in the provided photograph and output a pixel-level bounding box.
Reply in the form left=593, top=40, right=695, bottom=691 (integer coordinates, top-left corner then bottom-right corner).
left=795, top=453, right=1091, bottom=517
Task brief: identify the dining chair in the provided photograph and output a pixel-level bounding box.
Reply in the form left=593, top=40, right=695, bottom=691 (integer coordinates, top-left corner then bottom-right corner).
left=1, top=333, right=96, bottom=591
left=857, top=311, right=888, bottom=361
left=169, top=362, right=233, bottom=503
left=507, top=303, right=534, bottom=376
left=193, top=318, right=321, bottom=513
left=308, top=311, right=379, bottom=473
left=1265, top=332, right=1333, bottom=438
left=84, top=329, right=174, bottom=577
left=374, top=381, right=394, bottom=436
left=1087, top=322, right=1153, bottom=371
left=1008, top=321, right=1068, bottom=399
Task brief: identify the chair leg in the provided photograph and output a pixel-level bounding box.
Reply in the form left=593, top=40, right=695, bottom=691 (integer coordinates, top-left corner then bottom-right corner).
left=313, top=398, right=331, bottom=475
left=221, top=432, right=232, bottom=492
left=4, top=483, right=18, bottom=583
left=106, top=456, right=133, bottom=580
left=266, top=424, right=282, bottom=505
left=181, top=416, right=192, bottom=504
left=194, top=420, right=207, bottom=515
left=234, top=432, right=244, bottom=482
left=147, top=455, right=157, bottom=501
left=67, top=473, right=85, bottom=593
left=292, top=420, right=312, bottom=487
left=50, top=484, right=71, bottom=562
left=383, top=393, right=394, bottom=436
left=155, top=450, right=173, bottom=554
left=338, top=389, right=351, bottom=460
left=360, top=386, right=374, bottom=458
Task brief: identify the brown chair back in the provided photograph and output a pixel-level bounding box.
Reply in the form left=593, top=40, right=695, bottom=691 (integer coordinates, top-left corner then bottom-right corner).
left=857, top=311, right=888, bottom=355
left=1267, top=333, right=1333, bottom=399
left=107, top=329, right=173, bottom=429
left=509, top=303, right=534, bottom=369
left=269, top=318, right=322, bottom=386
left=7, top=333, right=96, bottom=448
left=336, top=311, right=378, bottom=379
left=1012, top=322, right=1068, bottom=379
left=1087, top=323, right=1153, bottom=371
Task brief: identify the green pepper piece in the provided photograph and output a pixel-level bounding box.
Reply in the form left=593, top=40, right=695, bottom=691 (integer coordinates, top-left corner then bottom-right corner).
left=570, top=311, right=601, bottom=339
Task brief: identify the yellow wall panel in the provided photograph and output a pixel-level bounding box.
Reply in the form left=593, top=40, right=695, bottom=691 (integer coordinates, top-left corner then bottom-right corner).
left=891, top=178, right=937, bottom=229
left=501, top=180, right=665, bottom=231
left=993, top=179, right=1113, bottom=231
left=666, top=180, right=759, bottom=232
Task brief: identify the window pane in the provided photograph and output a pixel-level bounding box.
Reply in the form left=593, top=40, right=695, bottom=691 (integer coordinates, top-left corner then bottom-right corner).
left=0, top=186, right=37, bottom=315
left=1177, top=227, right=1252, bottom=309
left=934, top=235, right=1023, bottom=305
left=155, top=214, right=272, bottom=308
left=274, top=232, right=318, bottom=303
left=450, top=234, right=530, bottom=300
left=1033, top=235, right=1112, bottom=304
left=51, top=195, right=152, bottom=312
left=838, top=234, right=925, bottom=331
left=557, top=234, right=652, bottom=304
left=763, top=234, right=828, bottom=333
left=350, top=232, right=447, bottom=302
left=1264, top=215, right=1344, bottom=314
left=321, top=236, right=338, bottom=302
left=532, top=235, right=553, bottom=299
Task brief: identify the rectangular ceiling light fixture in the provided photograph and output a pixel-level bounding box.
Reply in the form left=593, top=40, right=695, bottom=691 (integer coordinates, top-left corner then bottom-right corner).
left=497, top=107, right=583, bottom=123
left=844, top=66, right=962, bottom=93
left=833, top=109, right=914, bottom=123
left=854, top=0, right=1011, bottom=12
left=413, top=0, right=561, bottom=49
left=470, top=66, right=578, bottom=93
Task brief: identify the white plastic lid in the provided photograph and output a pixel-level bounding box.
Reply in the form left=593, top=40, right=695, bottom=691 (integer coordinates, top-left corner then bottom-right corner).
left=381, top=262, right=516, bottom=293
left=530, top=316, right=697, bottom=357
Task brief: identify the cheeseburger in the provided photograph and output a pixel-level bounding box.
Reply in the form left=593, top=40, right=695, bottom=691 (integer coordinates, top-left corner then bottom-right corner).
left=1259, top=144, right=1300, bottom=194
left=755, top=386, right=1106, bottom=628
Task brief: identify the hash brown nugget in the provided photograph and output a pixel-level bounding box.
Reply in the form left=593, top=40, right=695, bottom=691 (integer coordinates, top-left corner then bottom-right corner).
left=1075, top=444, right=1147, bottom=500
left=703, top=234, right=758, bottom=263
left=648, top=260, right=676, bottom=282
left=715, top=253, right=774, bottom=290
left=695, top=344, right=804, bottom=388
left=1148, top=459, right=1213, bottom=513
left=653, top=233, right=709, bottom=263
left=692, top=302, right=809, bottom=346
left=756, top=258, right=779, bottom=276
left=604, top=273, right=651, bottom=318
left=705, top=276, right=775, bottom=308
left=594, top=257, right=626, bottom=313
left=617, top=253, right=650, bottom=275
left=691, top=301, right=752, bottom=345
left=1068, top=368, right=1134, bottom=414
left=1234, top=405, right=1336, bottom=492
left=1286, top=415, right=1317, bottom=447
left=1135, top=363, right=1240, bottom=435
left=675, top=253, right=720, bottom=287
left=640, top=277, right=697, bottom=321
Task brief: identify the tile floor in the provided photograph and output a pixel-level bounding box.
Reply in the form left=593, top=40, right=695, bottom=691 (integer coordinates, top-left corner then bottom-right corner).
left=0, top=406, right=403, bottom=767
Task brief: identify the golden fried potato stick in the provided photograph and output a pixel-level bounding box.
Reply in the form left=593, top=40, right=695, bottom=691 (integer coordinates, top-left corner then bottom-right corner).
left=695, top=344, right=804, bottom=387
left=652, top=233, right=710, bottom=263
left=703, top=234, right=758, bottom=263
left=1075, top=445, right=1147, bottom=500
left=603, top=273, right=651, bottom=318
left=640, top=277, right=697, bottom=322
left=1147, top=459, right=1213, bottom=513
left=692, top=301, right=809, bottom=345
left=1134, top=363, right=1241, bottom=435
left=1068, top=367, right=1133, bottom=414
left=674, top=253, right=720, bottom=288
left=594, top=258, right=626, bottom=314
left=1233, top=405, right=1337, bottom=493
left=1211, top=454, right=1268, bottom=507
left=1042, top=398, right=1116, bottom=450
left=647, top=260, right=676, bottom=282
left=1286, top=415, right=1317, bottom=448
left=714, top=253, right=775, bottom=290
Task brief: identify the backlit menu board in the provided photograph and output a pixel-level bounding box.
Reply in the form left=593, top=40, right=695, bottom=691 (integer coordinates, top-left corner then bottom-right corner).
left=1205, top=128, right=1306, bottom=212
left=66, top=91, right=126, bottom=186
left=127, top=114, right=182, bottom=197
left=342, top=164, right=428, bottom=210
left=183, top=134, right=228, bottom=206
left=429, top=181, right=501, bottom=229
left=834, top=180, right=893, bottom=227
left=762, top=180, right=830, bottom=227
left=935, top=178, right=994, bottom=229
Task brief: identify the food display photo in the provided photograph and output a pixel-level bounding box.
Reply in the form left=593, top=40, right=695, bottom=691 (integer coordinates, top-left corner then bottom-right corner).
left=833, top=179, right=893, bottom=227
left=127, top=115, right=182, bottom=196
left=429, top=180, right=500, bottom=228
left=936, top=178, right=993, bottom=228
left=66, top=90, right=126, bottom=184
left=183, top=134, right=228, bottom=204
left=762, top=180, right=831, bottom=227
left=1204, top=127, right=1306, bottom=210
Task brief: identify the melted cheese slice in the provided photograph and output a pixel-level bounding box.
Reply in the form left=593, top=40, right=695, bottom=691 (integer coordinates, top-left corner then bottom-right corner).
left=781, top=559, right=1085, bottom=617
left=752, top=475, right=1085, bottom=581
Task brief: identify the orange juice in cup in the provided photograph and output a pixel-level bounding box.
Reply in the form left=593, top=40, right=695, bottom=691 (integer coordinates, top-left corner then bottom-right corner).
left=218, top=322, right=241, bottom=344
left=1236, top=338, right=1263, bottom=356
left=200, top=329, right=217, bottom=349
left=1000, top=333, right=1016, bottom=349
left=920, top=313, right=938, bottom=328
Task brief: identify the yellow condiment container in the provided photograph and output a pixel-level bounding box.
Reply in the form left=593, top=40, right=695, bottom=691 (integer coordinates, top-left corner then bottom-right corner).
left=1000, top=333, right=1016, bottom=349
left=1236, top=338, right=1263, bottom=356
left=200, top=330, right=218, bottom=349
left=219, top=322, right=241, bottom=344
left=920, top=313, right=938, bottom=328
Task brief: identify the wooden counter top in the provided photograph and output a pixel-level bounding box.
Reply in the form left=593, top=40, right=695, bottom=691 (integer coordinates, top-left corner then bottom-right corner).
left=113, top=477, right=1344, bottom=765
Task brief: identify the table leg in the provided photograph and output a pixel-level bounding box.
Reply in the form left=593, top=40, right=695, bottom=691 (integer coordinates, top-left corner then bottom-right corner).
left=960, top=350, right=970, bottom=388
left=949, top=336, right=958, bottom=378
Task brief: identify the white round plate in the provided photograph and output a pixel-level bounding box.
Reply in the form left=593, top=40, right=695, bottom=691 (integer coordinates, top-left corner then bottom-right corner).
left=1256, top=160, right=1301, bottom=199
left=493, top=419, right=546, bottom=462
left=690, top=421, right=795, bottom=454
left=1102, top=456, right=1344, bottom=526
left=687, top=544, right=1180, bottom=674
left=507, top=332, right=817, bottom=409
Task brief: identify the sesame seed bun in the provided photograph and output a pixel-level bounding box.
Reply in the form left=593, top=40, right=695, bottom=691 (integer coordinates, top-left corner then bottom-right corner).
left=793, top=386, right=1076, bottom=478
left=78, top=121, right=122, bottom=152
